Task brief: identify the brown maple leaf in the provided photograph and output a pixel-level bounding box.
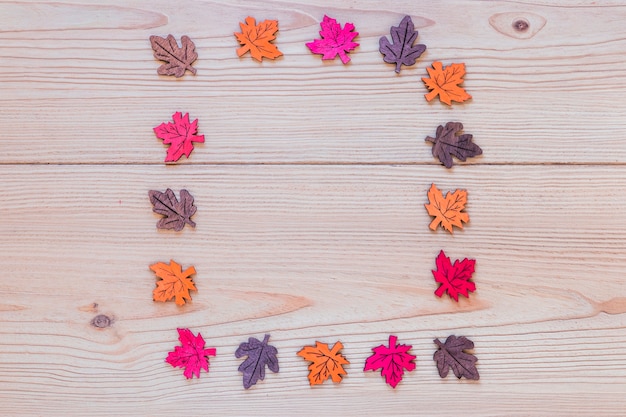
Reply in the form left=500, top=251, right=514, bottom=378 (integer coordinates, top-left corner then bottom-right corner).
left=433, top=335, right=479, bottom=380
left=422, top=62, right=471, bottom=105
left=297, top=341, right=349, bottom=386
left=148, top=188, right=197, bottom=231
left=426, top=122, right=482, bottom=168
left=424, top=183, right=469, bottom=233
left=150, top=35, right=198, bottom=77
left=150, top=260, right=197, bottom=305
left=234, top=17, right=283, bottom=62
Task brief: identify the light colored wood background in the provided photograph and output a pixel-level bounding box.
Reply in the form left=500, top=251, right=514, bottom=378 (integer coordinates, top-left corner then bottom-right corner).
left=1, top=0, right=625, bottom=415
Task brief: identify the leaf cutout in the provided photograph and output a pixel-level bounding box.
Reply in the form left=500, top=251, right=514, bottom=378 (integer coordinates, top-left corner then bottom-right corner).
left=297, top=341, right=349, bottom=386
left=424, top=183, right=469, bottom=233
left=148, top=188, right=197, bottom=231
left=150, top=260, right=197, bottom=305
left=426, top=122, right=482, bottom=168
left=154, top=112, right=205, bottom=162
left=234, top=16, right=283, bottom=62
left=306, top=15, right=359, bottom=64
left=149, top=35, right=197, bottom=77
left=433, top=335, right=479, bottom=380
left=235, top=334, right=279, bottom=389
left=432, top=250, right=476, bottom=301
left=166, top=328, right=216, bottom=379
left=422, top=61, right=472, bottom=105
left=379, top=15, right=426, bottom=73
left=363, top=335, right=416, bottom=388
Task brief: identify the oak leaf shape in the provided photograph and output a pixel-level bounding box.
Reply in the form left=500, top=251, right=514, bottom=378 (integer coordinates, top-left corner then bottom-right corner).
left=148, top=188, right=197, bottom=231
left=422, top=61, right=471, bottom=105
left=235, top=334, right=279, bottom=389
left=433, top=335, right=479, bottom=380
left=379, top=15, right=426, bottom=73
left=424, top=183, right=469, bottom=233
left=166, top=328, right=216, bottom=379
left=364, top=335, right=416, bottom=388
left=154, top=112, right=205, bottom=162
left=149, top=35, right=197, bottom=77
left=150, top=260, right=197, bottom=305
left=306, top=15, right=359, bottom=64
left=432, top=250, right=476, bottom=301
left=426, top=122, right=482, bottom=168
left=234, top=17, right=283, bottom=62
left=297, top=341, right=349, bottom=386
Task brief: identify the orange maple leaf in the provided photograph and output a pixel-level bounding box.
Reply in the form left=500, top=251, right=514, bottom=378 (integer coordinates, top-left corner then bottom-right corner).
left=422, top=61, right=472, bottom=105
left=234, top=16, right=283, bottom=62
left=150, top=260, right=197, bottom=306
left=424, top=183, right=469, bottom=233
left=297, top=341, right=349, bottom=386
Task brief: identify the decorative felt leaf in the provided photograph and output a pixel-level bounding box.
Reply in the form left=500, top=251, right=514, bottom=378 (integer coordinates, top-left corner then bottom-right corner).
left=297, top=341, right=349, bottom=386
left=166, top=328, right=216, bottom=379
left=379, top=15, right=426, bottom=73
left=433, top=335, right=479, bottom=380
left=235, top=334, right=279, bottom=389
left=148, top=188, right=197, bottom=231
left=426, top=122, right=482, bottom=168
left=154, top=112, right=204, bottom=162
left=306, top=15, right=359, bottom=64
left=432, top=250, right=476, bottom=301
left=422, top=62, right=472, bottom=105
left=363, top=335, right=416, bottom=388
left=150, top=260, right=197, bottom=305
left=149, top=35, right=197, bottom=77
left=424, top=183, right=469, bottom=233
left=234, top=17, right=283, bottom=62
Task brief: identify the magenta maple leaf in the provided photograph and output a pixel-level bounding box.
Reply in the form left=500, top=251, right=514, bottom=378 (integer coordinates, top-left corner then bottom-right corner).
left=363, top=335, right=416, bottom=388
left=306, top=15, right=359, bottom=64
left=154, top=112, right=205, bottom=162
left=432, top=250, right=476, bottom=301
left=166, top=328, right=216, bottom=379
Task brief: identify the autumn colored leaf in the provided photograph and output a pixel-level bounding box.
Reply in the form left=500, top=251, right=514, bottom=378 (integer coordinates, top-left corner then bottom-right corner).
left=422, top=61, right=471, bottom=105
left=150, top=34, right=197, bottom=77
left=433, top=335, right=479, bottom=380
left=154, top=112, right=204, bottom=162
left=166, top=328, right=216, bottom=379
left=426, top=122, right=482, bottom=168
left=297, top=341, right=349, bottom=386
left=150, top=260, right=197, bottom=305
left=234, top=17, right=283, bottom=61
left=432, top=250, right=476, bottom=301
left=235, top=334, right=279, bottom=389
left=363, top=335, right=416, bottom=388
left=148, top=188, right=197, bottom=231
left=379, top=15, right=426, bottom=73
left=424, top=183, right=469, bottom=233
left=306, top=15, right=359, bottom=64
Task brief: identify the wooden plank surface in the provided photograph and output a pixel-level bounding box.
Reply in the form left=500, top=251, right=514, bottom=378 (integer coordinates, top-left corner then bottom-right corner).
left=1, top=1, right=626, bottom=416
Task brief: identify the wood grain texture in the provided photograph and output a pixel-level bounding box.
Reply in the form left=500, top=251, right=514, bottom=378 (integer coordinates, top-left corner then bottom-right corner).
left=1, top=0, right=625, bottom=416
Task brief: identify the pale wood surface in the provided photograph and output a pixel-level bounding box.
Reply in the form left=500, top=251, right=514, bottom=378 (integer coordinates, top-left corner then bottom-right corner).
left=1, top=1, right=626, bottom=416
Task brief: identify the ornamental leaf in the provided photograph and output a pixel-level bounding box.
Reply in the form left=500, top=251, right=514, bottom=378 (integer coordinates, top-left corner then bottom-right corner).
left=148, top=188, right=197, bottom=231
left=166, top=328, right=216, bottom=379
left=234, top=17, right=282, bottom=62
left=426, top=122, right=482, bottom=168
left=306, top=15, right=359, bottom=64
left=235, top=334, right=279, bottom=389
left=422, top=61, right=471, bottom=105
left=433, top=335, right=479, bottom=380
left=379, top=15, right=426, bottom=73
left=364, top=335, right=416, bottom=388
left=424, top=183, right=469, bottom=233
left=432, top=250, right=476, bottom=301
left=297, top=341, right=349, bottom=386
left=149, top=34, right=197, bottom=77
left=150, top=260, right=197, bottom=305
left=153, top=112, right=205, bottom=162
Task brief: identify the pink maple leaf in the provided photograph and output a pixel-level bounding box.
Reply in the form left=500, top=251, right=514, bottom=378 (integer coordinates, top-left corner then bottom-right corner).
left=306, top=15, right=359, bottom=64
left=432, top=250, right=476, bottom=301
left=154, top=112, right=205, bottom=162
left=166, top=328, right=216, bottom=379
left=363, top=335, right=416, bottom=388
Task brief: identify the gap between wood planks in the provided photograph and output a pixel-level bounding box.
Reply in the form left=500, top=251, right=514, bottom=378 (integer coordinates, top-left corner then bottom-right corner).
left=1, top=162, right=625, bottom=166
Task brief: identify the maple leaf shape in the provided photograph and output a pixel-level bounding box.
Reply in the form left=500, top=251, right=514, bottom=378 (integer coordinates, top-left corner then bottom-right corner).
left=149, top=35, right=197, bottom=77
left=363, top=335, right=416, bottom=388
left=150, top=260, right=197, bottom=305
left=424, top=183, right=469, bottom=233
left=234, top=17, right=283, bottom=62
left=433, top=335, right=479, bottom=380
left=153, top=112, right=204, bottom=162
left=166, top=328, right=216, bottom=379
left=379, top=15, right=426, bottom=73
left=297, top=341, right=349, bottom=386
left=422, top=61, right=472, bottom=105
left=306, top=15, right=359, bottom=64
left=235, top=334, right=279, bottom=389
left=432, top=250, right=476, bottom=301
left=148, top=188, right=197, bottom=231
left=426, top=122, right=482, bottom=168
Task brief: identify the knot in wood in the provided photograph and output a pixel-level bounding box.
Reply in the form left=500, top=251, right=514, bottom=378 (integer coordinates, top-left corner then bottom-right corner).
left=91, top=314, right=112, bottom=328
left=513, top=19, right=529, bottom=32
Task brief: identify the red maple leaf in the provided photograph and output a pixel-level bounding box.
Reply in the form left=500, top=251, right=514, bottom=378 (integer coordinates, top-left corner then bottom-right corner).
left=153, top=112, right=205, bottom=162
left=432, top=250, right=476, bottom=301
left=306, top=15, right=359, bottom=64
left=363, top=335, right=416, bottom=388
left=165, top=328, right=216, bottom=379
